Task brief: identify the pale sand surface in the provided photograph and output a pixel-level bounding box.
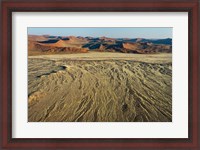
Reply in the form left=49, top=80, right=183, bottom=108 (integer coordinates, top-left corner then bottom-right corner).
left=28, top=52, right=172, bottom=122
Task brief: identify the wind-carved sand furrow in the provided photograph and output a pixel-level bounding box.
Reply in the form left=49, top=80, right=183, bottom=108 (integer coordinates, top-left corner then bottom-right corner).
left=153, top=105, right=172, bottom=121
left=74, top=97, right=93, bottom=122
left=126, top=79, right=171, bottom=121
left=76, top=96, right=88, bottom=112
left=43, top=103, right=57, bottom=121
left=130, top=72, right=171, bottom=104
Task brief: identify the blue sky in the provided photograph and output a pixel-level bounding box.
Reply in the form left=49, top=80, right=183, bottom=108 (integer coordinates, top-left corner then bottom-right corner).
left=28, top=27, right=172, bottom=39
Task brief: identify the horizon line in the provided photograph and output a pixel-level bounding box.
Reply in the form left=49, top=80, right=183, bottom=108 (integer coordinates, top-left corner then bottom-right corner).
left=28, top=34, right=172, bottom=39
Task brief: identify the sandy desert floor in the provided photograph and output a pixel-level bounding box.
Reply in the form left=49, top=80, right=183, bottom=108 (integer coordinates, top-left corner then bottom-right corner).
left=28, top=52, right=172, bottom=122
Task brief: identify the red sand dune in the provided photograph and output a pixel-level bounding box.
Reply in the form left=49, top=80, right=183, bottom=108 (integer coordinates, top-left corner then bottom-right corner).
left=28, top=35, right=172, bottom=55
left=28, top=37, right=88, bottom=55
left=123, top=42, right=141, bottom=50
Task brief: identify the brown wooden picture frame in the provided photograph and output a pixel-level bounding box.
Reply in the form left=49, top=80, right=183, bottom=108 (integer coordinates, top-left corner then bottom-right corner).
left=1, top=0, right=199, bottom=149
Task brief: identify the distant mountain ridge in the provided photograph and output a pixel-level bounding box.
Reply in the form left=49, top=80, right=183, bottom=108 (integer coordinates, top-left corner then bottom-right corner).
left=28, top=35, right=172, bottom=55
